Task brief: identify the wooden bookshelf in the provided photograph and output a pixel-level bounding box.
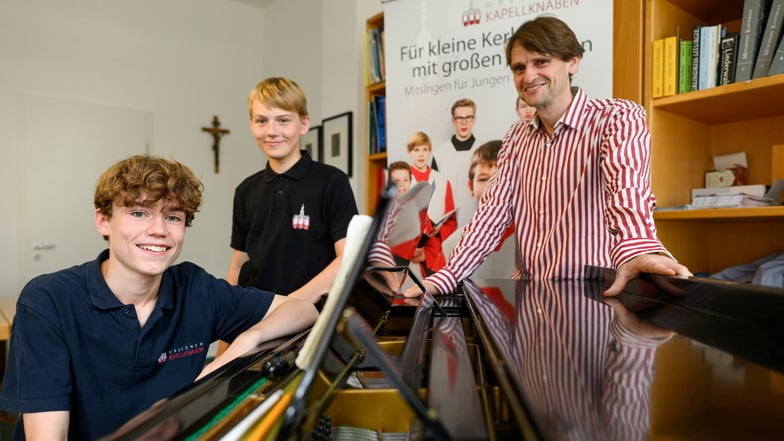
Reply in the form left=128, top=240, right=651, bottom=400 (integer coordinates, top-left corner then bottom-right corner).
left=645, top=0, right=784, bottom=274
left=365, top=12, right=386, bottom=214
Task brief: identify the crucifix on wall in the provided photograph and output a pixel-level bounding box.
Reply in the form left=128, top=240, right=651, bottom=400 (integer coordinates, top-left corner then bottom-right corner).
left=202, top=115, right=230, bottom=173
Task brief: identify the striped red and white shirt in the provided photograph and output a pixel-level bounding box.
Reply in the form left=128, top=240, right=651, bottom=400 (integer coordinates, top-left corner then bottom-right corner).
left=428, top=88, right=671, bottom=294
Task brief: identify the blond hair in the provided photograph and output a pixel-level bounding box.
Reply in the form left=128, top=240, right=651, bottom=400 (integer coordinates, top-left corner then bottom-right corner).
left=248, top=77, right=309, bottom=118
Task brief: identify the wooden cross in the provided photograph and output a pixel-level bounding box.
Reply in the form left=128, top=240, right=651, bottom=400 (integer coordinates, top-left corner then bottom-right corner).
left=202, top=115, right=230, bottom=173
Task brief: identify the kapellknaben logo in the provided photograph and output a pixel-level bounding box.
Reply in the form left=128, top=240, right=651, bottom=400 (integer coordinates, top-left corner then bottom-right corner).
left=464, top=0, right=581, bottom=25
left=157, top=342, right=206, bottom=365
left=462, top=1, right=481, bottom=26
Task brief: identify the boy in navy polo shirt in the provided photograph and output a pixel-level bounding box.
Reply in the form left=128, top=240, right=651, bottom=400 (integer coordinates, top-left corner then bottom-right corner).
left=0, top=155, right=318, bottom=440
left=226, top=77, right=358, bottom=301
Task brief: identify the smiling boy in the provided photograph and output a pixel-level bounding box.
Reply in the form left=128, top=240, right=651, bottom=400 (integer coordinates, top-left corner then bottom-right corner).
left=0, top=155, right=317, bottom=440
left=226, top=77, right=358, bottom=302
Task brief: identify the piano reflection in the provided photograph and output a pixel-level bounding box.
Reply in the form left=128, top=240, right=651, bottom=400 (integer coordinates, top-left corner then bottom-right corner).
left=106, top=187, right=784, bottom=440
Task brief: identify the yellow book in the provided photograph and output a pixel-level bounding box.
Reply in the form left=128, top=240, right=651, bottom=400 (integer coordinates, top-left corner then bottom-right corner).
left=663, top=35, right=679, bottom=96
left=652, top=38, right=664, bottom=98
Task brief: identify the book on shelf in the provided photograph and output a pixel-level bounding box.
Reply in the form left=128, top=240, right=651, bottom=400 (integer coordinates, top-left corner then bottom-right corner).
left=690, top=25, right=701, bottom=91
left=753, top=0, right=784, bottom=78
left=368, top=101, right=378, bottom=154
left=768, top=29, right=784, bottom=74
left=378, top=28, right=387, bottom=81
left=373, top=95, right=386, bottom=153
left=367, top=96, right=387, bottom=154
left=365, top=28, right=385, bottom=85
left=364, top=30, right=372, bottom=85
left=679, top=39, right=693, bottom=93
left=652, top=38, right=664, bottom=98
left=735, top=0, right=771, bottom=82
left=719, top=32, right=739, bottom=85
left=698, top=24, right=723, bottom=90
left=663, top=35, right=679, bottom=96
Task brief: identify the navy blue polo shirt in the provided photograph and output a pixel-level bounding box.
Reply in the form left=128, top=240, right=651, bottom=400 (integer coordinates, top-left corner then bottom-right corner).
left=0, top=250, right=274, bottom=440
left=231, top=150, right=358, bottom=294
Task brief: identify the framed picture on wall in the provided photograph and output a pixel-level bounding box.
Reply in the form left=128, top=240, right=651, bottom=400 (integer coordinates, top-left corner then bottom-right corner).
left=302, top=125, right=322, bottom=162
left=321, top=111, right=353, bottom=177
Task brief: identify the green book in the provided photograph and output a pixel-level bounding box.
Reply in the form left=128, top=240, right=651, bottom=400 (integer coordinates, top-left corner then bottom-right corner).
left=678, top=40, right=693, bottom=93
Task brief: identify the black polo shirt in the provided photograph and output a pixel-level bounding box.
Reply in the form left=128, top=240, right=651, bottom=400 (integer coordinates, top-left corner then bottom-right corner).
left=231, top=151, right=358, bottom=294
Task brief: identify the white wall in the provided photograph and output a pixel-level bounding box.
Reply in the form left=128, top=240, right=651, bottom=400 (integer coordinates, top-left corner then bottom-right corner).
left=0, top=0, right=382, bottom=298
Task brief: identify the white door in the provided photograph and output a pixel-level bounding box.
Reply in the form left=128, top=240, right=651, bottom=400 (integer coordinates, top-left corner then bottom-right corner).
left=17, top=95, right=150, bottom=290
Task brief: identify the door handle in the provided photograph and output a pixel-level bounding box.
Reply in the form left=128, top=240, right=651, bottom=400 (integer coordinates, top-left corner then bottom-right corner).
left=32, top=242, right=56, bottom=250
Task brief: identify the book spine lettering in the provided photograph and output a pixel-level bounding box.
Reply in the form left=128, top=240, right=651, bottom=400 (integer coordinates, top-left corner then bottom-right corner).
left=767, top=30, right=784, bottom=74
left=652, top=38, right=664, bottom=98
left=720, top=33, right=739, bottom=85
left=663, top=36, right=678, bottom=96
left=679, top=40, right=693, bottom=93
left=698, top=26, right=711, bottom=89
left=735, top=0, right=767, bottom=82
left=691, top=26, right=700, bottom=91
left=753, top=0, right=784, bottom=78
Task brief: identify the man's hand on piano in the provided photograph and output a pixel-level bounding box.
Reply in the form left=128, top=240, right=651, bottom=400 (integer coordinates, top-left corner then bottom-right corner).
left=604, top=253, right=692, bottom=297
left=402, top=281, right=439, bottom=298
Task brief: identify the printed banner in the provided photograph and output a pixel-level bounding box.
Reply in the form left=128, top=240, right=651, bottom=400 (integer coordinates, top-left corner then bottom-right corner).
left=382, top=0, right=613, bottom=277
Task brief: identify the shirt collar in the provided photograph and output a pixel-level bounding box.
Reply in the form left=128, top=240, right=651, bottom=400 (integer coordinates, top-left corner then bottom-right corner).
left=529, top=87, right=586, bottom=133
left=87, top=249, right=122, bottom=310
left=262, top=150, right=313, bottom=183
left=559, top=87, right=587, bottom=130
left=87, top=249, right=174, bottom=311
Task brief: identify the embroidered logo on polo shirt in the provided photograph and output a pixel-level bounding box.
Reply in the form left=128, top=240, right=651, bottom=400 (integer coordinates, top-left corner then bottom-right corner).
left=157, top=342, right=206, bottom=365
left=292, top=204, right=310, bottom=230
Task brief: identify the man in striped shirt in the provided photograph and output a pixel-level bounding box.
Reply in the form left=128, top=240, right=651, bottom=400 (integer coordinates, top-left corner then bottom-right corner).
left=404, top=16, right=691, bottom=298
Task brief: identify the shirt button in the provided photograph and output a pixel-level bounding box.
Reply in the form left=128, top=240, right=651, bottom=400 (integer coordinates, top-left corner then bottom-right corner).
left=277, top=190, right=284, bottom=195
left=122, top=306, right=133, bottom=315
left=541, top=176, right=546, bottom=181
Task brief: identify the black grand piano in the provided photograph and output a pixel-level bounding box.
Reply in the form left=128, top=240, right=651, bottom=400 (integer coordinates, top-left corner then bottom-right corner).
left=104, top=189, right=784, bottom=440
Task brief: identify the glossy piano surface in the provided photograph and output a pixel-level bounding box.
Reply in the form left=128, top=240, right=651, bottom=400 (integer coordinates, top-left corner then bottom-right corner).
left=108, top=268, right=784, bottom=440
left=463, top=270, right=784, bottom=441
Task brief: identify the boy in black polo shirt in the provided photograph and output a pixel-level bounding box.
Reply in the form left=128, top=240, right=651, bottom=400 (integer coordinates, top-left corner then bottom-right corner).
left=226, top=77, right=358, bottom=302
left=0, top=155, right=317, bottom=440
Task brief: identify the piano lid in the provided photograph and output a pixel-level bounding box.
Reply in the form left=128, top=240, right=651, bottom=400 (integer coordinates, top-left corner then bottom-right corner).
left=463, top=271, right=784, bottom=441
